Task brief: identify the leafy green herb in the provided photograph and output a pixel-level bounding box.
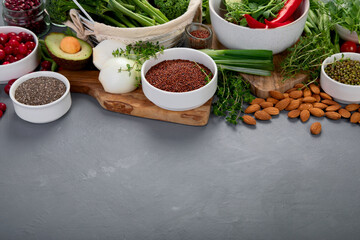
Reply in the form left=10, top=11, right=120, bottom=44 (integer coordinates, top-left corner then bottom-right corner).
left=212, top=68, right=254, bottom=125
left=202, top=0, right=211, bottom=24
left=154, top=0, right=189, bottom=20
left=193, top=61, right=212, bottom=83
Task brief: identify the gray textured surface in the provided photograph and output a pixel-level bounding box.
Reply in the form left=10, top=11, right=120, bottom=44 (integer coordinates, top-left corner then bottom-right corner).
left=1, top=13, right=360, bottom=240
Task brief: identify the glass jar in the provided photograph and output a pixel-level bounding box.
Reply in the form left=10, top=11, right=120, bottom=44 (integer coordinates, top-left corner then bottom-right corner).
left=185, top=23, right=213, bottom=49
left=2, top=0, right=50, bottom=37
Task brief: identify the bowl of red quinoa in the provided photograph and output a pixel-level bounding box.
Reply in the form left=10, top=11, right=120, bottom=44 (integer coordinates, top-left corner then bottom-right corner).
left=9, top=71, right=71, bottom=123
left=141, top=48, right=218, bottom=111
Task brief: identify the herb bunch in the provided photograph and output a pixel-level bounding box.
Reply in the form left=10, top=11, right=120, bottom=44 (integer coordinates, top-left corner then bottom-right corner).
left=212, top=68, right=254, bottom=125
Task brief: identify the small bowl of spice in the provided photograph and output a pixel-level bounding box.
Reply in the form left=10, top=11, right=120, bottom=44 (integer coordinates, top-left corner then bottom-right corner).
left=9, top=71, right=71, bottom=123
left=185, top=22, right=213, bottom=49
left=141, top=47, right=218, bottom=111
left=321, top=52, right=360, bottom=104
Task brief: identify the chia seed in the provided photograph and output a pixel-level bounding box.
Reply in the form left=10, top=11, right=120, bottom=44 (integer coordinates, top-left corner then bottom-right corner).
left=15, top=76, right=66, bottom=105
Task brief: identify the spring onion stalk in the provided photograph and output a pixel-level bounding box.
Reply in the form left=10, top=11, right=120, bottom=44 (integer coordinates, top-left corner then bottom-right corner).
left=201, top=49, right=274, bottom=76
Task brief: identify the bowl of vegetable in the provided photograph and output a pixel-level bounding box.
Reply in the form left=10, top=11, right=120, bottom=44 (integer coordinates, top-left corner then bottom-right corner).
left=320, top=52, right=360, bottom=104
left=9, top=71, right=72, bottom=123
left=141, top=48, right=218, bottom=111
left=0, top=26, right=40, bottom=84
left=209, top=0, right=309, bottom=54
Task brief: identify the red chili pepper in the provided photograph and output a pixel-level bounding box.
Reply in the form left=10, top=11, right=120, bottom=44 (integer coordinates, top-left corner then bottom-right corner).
left=270, top=0, right=302, bottom=23
left=244, top=14, right=267, bottom=29
left=265, top=19, right=293, bottom=28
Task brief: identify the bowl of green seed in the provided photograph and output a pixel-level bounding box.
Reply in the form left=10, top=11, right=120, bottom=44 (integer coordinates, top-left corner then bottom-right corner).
left=9, top=71, right=71, bottom=123
left=321, top=52, right=360, bottom=104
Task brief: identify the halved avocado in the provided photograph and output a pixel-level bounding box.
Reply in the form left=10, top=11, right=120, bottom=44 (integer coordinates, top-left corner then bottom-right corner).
left=45, top=32, right=92, bottom=70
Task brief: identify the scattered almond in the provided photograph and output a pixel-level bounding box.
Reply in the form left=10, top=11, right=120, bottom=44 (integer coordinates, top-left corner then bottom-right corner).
left=319, top=92, right=332, bottom=100
left=338, top=108, right=351, bottom=118
left=309, top=83, right=320, bottom=94
left=269, top=90, right=285, bottom=100
left=322, top=99, right=338, bottom=105
left=313, top=94, right=321, bottom=102
left=326, top=104, right=341, bottom=112
left=260, top=102, right=273, bottom=108
left=286, top=99, right=301, bottom=111
left=285, top=88, right=297, bottom=93
left=345, top=104, right=360, bottom=112
left=254, top=110, right=272, bottom=120
left=266, top=97, right=279, bottom=104
left=298, top=103, right=313, bottom=111
left=244, top=104, right=260, bottom=114
left=313, top=102, right=328, bottom=109
left=303, top=88, right=312, bottom=98
left=283, top=93, right=289, bottom=98
left=288, top=109, right=301, bottom=118
left=289, top=90, right=303, bottom=99
left=242, top=115, right=256, bottom=125
left=310, top=122, right=322, bottom=135
left=350, top=112, right=360, bottom=123
left=325, top=112, right=341, bottom=120
left=263, top=107, right=280, bottom=116
left=275, top=98, right=291, bottom=111
left=309, top=108, right=325, bottom=117
left=294, top=83, right=304, bottom=89
left=300, top=110, right=310, bottom=122
left=251, top=98, right=266, bottom=105
left=302, top=97, right=316, bottom=103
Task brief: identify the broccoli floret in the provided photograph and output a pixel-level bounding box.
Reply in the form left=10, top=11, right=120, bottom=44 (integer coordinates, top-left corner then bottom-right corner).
left=154, top=0, right=190, bottom=20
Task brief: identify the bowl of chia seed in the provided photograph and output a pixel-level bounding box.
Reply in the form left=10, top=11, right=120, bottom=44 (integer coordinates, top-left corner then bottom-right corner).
left=321, top=52, right=360, bottom=104
left=9, top=71, right=71, bottom=123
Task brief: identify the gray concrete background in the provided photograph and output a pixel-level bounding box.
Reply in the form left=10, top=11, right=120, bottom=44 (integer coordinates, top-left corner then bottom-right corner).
left=1, top=8, right=360, bottom=240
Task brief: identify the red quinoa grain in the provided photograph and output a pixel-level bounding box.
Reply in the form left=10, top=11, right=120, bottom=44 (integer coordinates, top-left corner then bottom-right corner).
left=145, top=59, right=212, bottom=92
left=190, top=30, right=210, bottom=39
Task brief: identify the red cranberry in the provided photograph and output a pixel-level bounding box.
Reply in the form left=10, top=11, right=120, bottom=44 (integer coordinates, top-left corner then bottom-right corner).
left=26, top=49, right=32, bottom=55
left=4, top=84, right=10, bottom=94
left=25, top=41, right=36, bottom=50
left=0, top=44, right=4, bottom=50
left=2, top=61, right=10, bottom=65
left=23, top=33, right=34, bottom=42
left=12, top=47, right=19, bottom=55
left=8, top=55, right=16, bottom=63
left=18, top=43, right=28, bottom=55
left=0, top=49, right=5, bottom=60
left=0, top=103, right=6, bottom=112
left=0, top=111, right=3, bottom=118
left=16, top=53, right=25, bottom=60
left=7, top=32, right=17, bottom=39
left=4, top=45, right=13, bottom=55
left=18, top=32, right=27, bottom=41
left=9, top=39, right=20, bottom=48
left=8, top=79, right=17, bottom=85
left=0, top=36, right=7, bottom=45
left=41, top=60, right=52, bottom=70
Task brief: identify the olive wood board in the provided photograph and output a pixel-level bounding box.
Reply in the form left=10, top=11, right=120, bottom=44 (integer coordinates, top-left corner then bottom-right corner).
left=212, top=34, right=308, bottom=98
left=59, top=70, right=212, bottom=126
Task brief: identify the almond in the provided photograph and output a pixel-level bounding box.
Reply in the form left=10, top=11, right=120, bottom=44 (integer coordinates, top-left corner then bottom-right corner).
left=313, top=94, right=321, bottom=102
left=285, top=99, right=301, bottom=111
left=283, top=93, right=289, bottom=98
left=310, top=122, right=322, bottom=135
left=289, top=90, right=303, bottom=99
left=350, top=112, right=360, bottom=123
left=302, top=97, right=316, bottom=103
left=326, top=104, right=341, bottom=112
left=294, top=83, right=304, bottom=89
left=319, top=92, right=332, bottom=100
left=244, top=104, right=260, bottom=114
left=298, top=103, right=313, bottom=111
left=345, top=104, right=360, bottom=112
left=309, top=108, right=325, bottom=117
left=325, top=111, right=341, bottom=120
left=300, top=110, right=310, bottom=122
left=309, top=83, right=320, bottom=94
left=242, top=115, right=256, bottom=125
left=275, top=98, right=291, bottom=111
left=266, top=97, right=279, bottom=104
left=260, top=102, right=274, bottom=108
left=338, top=108, right=351, bottom=118
left=322, top=99, right=338, bottom=105
left=263, top=107, right=280, bottom=116
left=303, top=88, right=312, bottom=97
left=313, top=102, right=328, bottom=109
left=251, top=98, right=265, bottom=105
left=285, top=87, right=297, bottom=93
left=269, top=90, right=285, bottom=100
left=288, top=109, right=301, bottom=118
left=254, top=110, right=272, bottom=120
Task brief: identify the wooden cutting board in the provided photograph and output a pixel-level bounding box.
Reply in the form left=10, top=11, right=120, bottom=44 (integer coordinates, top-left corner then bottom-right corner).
left=59, top=70, right=212, bottom=126
left=212, top=36, right=308, bottom=98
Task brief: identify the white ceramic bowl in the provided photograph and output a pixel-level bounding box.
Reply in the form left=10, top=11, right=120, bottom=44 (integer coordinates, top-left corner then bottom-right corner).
left=209, top=0, right=309, bottom=54
left=9, top=71, right=72, bottom=123
left=0, top=26, right=41, bottom=84
left=335, top=24, right=359, bottom=43
left=141, top=48, right=218, bottom=111
left=320, top=52, right=360, bottom=104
